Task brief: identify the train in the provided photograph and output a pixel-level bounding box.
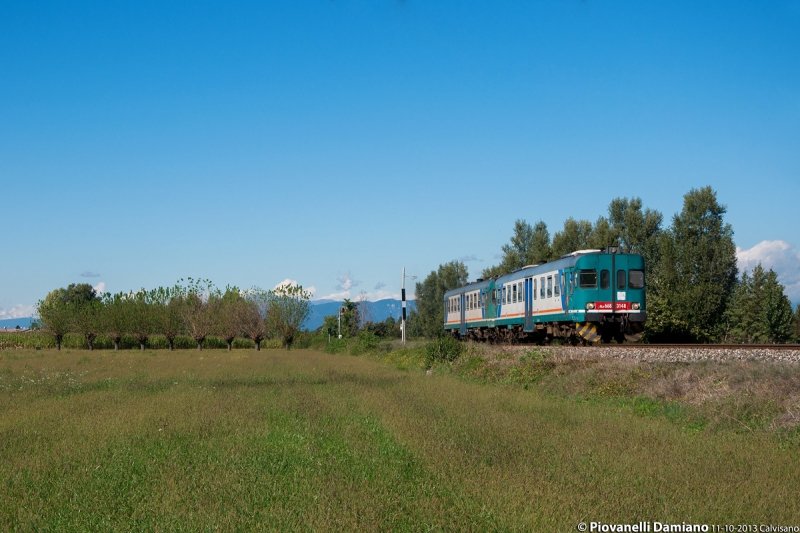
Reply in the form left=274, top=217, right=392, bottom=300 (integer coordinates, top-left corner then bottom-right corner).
left=443, top=247, right=646, bottom=344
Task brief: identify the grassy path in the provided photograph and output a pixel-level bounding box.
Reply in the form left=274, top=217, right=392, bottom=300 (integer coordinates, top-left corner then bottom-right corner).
left=1, top=348, right=798, bottom=531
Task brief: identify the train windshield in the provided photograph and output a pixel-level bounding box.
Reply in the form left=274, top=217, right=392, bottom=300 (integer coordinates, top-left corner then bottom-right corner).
left=629, top=270, right=644, bottom=289
left=579, top=270, right=597, bottom=288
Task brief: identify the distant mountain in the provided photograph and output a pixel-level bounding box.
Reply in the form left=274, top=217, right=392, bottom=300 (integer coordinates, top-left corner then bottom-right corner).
left=0, top=317, right=34, bottom=330
left=305, top=299, right=416, bottom=331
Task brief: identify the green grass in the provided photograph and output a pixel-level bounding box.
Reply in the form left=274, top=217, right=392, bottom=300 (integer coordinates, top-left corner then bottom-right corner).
left=1, top=348, right=799, bottom=531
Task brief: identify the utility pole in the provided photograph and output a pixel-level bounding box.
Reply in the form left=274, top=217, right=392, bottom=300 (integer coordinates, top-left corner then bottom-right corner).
left=401, top=268, right=417, bottom=345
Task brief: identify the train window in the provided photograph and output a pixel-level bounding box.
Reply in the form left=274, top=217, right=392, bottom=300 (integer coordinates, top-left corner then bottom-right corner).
left=533, top=279, right=537, bottom=300
left=630, top=270, right=644, bottom=289
left=600, top=270, right=610, bottom=290
left=502, top=287, right=506, bottom=304
left=547, top=276, right=553, bottom=298
left=617, top=270, right=626, bottom=290
left=579, top=270, right=597, bottom=288
left=540, top=277, right=545, bottom=299
left=554, top=277, right=560, bottom=297
left=512, top=284, right=517, bottom=303
left=518, top=282, right=523, bottom=302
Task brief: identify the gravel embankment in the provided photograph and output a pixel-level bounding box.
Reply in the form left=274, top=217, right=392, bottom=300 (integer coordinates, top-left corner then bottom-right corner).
left=548, top=346, right=800, bottom=364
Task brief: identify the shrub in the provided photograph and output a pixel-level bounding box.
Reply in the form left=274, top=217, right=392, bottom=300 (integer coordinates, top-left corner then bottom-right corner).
left=425, top=336, right=463, bottom=368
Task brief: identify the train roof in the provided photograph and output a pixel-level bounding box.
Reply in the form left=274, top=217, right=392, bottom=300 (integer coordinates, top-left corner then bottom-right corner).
left=443, top=248, right=640, bottom=297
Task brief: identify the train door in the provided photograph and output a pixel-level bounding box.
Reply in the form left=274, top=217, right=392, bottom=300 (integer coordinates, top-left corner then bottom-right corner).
left=460, top=293, right=466, bottom=335
left=524, top=277, right=533, bottom=332
left=613, top=254, right=633, bottom=310
left=597, top=254, right=615, bottom=312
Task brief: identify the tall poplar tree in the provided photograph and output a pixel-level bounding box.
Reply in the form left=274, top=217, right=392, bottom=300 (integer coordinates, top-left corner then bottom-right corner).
left=607, top=197, right=663, bottom=277
left=793, top=304, right=800, bottom=342
left=415, top=260, right=468, bottom=338
left=551, top=218, right=593, bottom=258
left=761, top=269, right=794, bottom=343
left=482, top=220, right=551, bottom=278
left=650, top=187, right=737, bottom=342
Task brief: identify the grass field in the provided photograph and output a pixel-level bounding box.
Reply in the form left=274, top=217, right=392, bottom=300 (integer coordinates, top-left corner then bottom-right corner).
left=1, top=348, right=799, bottom=531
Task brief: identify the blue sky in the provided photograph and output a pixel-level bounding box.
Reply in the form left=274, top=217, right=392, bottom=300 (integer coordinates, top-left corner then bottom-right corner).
left=1, top=0, right=799, bottom=318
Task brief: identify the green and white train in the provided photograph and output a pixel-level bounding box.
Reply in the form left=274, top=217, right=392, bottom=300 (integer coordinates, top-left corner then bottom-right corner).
left=443, top=248, right=646, bottom=343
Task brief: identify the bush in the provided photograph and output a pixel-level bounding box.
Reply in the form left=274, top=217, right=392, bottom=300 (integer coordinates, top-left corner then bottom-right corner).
left=425, top=336, right=463, bottom=368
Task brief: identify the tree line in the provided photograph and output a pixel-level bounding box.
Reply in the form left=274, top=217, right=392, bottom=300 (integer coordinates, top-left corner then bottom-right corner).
left=36, top=278, right=312, bottom=351
left=412, top=186, right=800, bottom=343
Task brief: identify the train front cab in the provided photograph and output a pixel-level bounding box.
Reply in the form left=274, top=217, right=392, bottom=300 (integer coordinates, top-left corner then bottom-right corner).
left=571, top=251, right=646, bottom=343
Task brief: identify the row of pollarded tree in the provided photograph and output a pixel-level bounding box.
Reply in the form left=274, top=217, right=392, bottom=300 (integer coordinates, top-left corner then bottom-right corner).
left=36, top=278, right=312, bottom=351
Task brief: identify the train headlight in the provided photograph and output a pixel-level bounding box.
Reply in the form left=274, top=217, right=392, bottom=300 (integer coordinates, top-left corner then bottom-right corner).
left=586, top=303, right=595, bottom=310
left=632, top=303, right=640, bottom=310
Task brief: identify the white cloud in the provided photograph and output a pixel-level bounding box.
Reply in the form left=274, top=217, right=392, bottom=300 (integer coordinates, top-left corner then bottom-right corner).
left=370, top=290, right=405, bottom=301
left=316, top=290, right=351, bottom=301
left=737, top=240, right=800, bottom=303
left=335, top=271, right=360, bottom=292
left=0, top=304, right=37, bottom=320
left=273, top=279, right=316, bottom=296
left=93, top=282, right=106, bottom=295
left=80, top=271, right=101, bottom=278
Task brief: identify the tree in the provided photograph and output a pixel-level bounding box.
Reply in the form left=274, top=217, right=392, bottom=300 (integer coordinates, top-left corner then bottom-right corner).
left=240, top=288, right=269, bottom=351
left=356, top=291, right=374, bottom=329
left=322, top=314, right=341, bottom=339
left=126, top=289, right=154, bottom=350
left=415, top=260, right=469, bottom=338
left=213, top=286, right=245, bottom=351
left=37, top=289, right=73, bottom=350
left=267, top=283, right=312, bottom=349
left=37, top=284, right=99, bottom=350
left=793, top=304, right=800, bottom=343
left=483, top=220, right=551, bottom=278
left=587, top=216, right=616, bottom=250
left=650, top=187, right=737, bottom=342
left=338, top=299, right=360, bottom=337
left=152, top=286, right=184, bottom=351
left=726, top=265, right=794, bottom=343
left=180, top=278, right=217, bottom=350
left=725, top=268, right=761, bottom=343
left=366, top=315, right=401, bottom=339
left=551, top=218, right=593, bottom=258
left=101, top=292, right=128, bottom=350
left=63, top=283, right=98, bottom=306
left=761, top=269, right=794, bottom=343
left=72, top=298, right=103, bottom=351
left=607, top=197, right=663, bottom=277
